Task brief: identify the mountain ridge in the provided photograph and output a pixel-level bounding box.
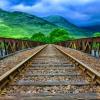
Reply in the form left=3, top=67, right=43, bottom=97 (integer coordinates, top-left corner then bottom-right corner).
left=43, top=15, right=93, bottom=37
left=0, top=9, right=96, bottom=40
left=43, top=15, right=94, bottom=37
left=44, top=15, right=100, bottom=32
left=0, top=9, right=58, bottom=39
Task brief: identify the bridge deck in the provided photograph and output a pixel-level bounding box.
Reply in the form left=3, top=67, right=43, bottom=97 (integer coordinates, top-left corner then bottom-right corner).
left=0, top=44, right=100, bottom=99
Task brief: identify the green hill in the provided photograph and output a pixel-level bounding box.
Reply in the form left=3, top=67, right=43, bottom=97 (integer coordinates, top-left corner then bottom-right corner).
left=43, top=15, right=93, bottom=38
left=0, top=9, right=58, bottom=39
left=0, top=9, right=95, bottom=42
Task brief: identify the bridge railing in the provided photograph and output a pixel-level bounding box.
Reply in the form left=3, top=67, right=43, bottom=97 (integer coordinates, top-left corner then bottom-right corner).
left=0, top=37, right=44, bottom=58
left=56, top=37, right=100, bottom=58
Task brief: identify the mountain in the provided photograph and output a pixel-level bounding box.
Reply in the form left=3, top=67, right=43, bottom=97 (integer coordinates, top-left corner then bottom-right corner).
left=0, top=9, right=96, bottom=41
left=0, top=9, right=58, bottom=39
left=43, top=15, right=94, bottom=38
left=81, top=25, right=100, bottom=32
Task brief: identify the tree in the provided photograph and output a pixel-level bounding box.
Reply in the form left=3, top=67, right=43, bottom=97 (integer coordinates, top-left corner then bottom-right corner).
left=93, top=32, right=100, bottom=37
left=30, top=29, right=75, bottom=43
left=49, top=28, right=70, bottom=43
left=31, top=32, right=46, bottom=42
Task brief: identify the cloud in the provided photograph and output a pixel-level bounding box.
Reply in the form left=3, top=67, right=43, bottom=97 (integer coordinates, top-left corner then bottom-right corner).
left=0, top=0, right=10, bottom=10
left=11, top=0, right=93, bottom=15
left=0, top=0, right=100, bottom=27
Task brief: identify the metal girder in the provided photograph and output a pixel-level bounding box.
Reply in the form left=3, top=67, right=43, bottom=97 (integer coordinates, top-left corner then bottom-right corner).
left=0, top=37, right=44, bottom=58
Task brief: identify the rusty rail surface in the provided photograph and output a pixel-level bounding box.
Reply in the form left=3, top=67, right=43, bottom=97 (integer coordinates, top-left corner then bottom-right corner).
left=0, top=45, right=47, bottom=92
left=0, top=37, right=44, bottom=58
left=54, top=45, right=100, bottom=84
left=56, top=37, right=100, bottom=57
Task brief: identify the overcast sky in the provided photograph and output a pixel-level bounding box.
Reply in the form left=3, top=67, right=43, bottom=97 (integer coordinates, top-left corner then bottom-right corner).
left=0, top=0, right=100, bottom=27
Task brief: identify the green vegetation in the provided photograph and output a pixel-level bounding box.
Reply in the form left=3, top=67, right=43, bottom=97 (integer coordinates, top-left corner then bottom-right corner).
left=43, top=15, right=93, bottom=37
left=93, top=32, right=100, bottom=37
left=31, top=29, right=73, bottom=43
left=0, top=9, right=58, bottom=39
left=0, top=9, right=99, bottom=44
left=31, top=32, right=46, bottom=43
left=49, top=28, right=71, bottom=43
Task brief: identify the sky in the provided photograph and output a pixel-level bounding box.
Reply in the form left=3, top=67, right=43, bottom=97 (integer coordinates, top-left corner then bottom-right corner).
left=0, top=0, right=100, bottom=27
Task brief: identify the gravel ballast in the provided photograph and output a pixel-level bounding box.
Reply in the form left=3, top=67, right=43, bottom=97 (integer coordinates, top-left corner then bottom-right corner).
left=56, top=46, right=100, bottom=73
left=0, top=46, right=44, bottom=76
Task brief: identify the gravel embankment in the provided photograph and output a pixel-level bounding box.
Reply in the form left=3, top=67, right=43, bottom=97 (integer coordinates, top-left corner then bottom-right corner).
left=57, top=46, right=100, bottom=73
left=0, top=45, right=45, bottom=76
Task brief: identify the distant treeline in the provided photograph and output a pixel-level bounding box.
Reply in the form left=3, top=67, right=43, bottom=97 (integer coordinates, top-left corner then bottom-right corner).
left=21, top=28, right=100, bottom=43
left=93, top=32, right=100, bottom=37
left=22, top=28, right=76, bottom=43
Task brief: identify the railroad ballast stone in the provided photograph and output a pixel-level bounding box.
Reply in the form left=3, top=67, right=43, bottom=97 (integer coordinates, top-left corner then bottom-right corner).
left=0, top=44, right=100, bottom=99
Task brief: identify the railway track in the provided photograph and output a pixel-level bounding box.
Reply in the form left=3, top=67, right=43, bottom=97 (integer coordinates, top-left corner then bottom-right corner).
left=0, top=44, right=100, bottom=100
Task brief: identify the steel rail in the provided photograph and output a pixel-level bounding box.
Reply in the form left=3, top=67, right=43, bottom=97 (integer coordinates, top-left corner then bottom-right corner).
left=0, top=45, right=47, bottom=92
left=54, top=45, right=100, bottom=84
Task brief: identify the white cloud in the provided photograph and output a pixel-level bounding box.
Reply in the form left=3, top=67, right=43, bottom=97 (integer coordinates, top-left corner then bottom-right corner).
left=0, top=0, right=10, bottom=10
left=12, top=3, right=49, bottom=14
left=11, top=0, right=65, bottom=15
left=11, top=0, right=96, bottom=13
